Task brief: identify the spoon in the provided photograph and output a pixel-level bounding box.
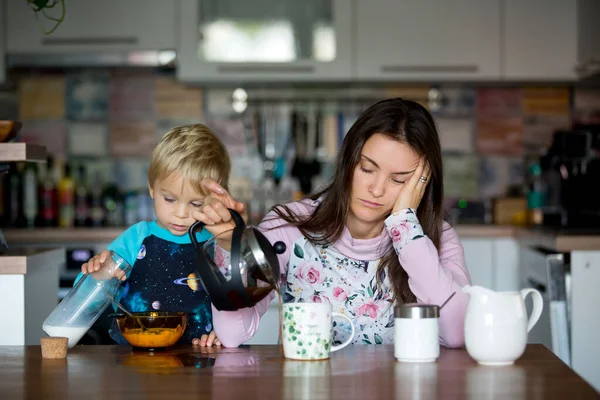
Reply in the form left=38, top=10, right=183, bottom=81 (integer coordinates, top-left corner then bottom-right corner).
left=109, top=296, right=147, bottom=331
left=439, top=292, right=456, bottom=311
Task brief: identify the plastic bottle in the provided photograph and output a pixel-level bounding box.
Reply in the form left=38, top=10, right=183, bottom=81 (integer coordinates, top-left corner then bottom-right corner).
left=42, top=251, right=131, bottom=348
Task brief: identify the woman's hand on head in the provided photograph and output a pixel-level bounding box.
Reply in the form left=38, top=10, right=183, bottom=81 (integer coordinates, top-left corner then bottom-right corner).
left=192, top=178, right=247, bottom=237
left=393, top=157, right=431, bottom=213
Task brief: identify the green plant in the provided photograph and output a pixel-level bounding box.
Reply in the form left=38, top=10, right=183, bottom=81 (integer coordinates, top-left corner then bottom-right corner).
left=27, top=0, right=66, bottom=35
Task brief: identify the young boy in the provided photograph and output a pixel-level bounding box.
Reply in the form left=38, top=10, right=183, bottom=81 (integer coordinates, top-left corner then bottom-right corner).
left=80, top=124, right=230, bottom=347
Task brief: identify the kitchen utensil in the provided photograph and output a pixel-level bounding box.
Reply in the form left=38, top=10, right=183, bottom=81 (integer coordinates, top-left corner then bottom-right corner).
left=188, top=208, right=286, bottom=311
left=114, top=311, right=188, bottom=350
left=109, top=295, right=147, bottom=331
left=43, top=250, right=131, bottom=348
left=394, top=303, right=440, bottom=362
left=290, top=109, right=321, bottom=195
left=462, top=285, right=543, bottom=365
left=439, top=291, right=456, bottom=310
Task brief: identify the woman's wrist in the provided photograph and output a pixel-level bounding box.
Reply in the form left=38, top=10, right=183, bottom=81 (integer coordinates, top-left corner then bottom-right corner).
left=391, top=207, right=417, bottom=217
left=384, top=209, right=424, bottom=251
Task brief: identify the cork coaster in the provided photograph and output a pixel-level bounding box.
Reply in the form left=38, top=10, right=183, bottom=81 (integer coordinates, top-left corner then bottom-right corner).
left=40, top=337, right=68, bottom=359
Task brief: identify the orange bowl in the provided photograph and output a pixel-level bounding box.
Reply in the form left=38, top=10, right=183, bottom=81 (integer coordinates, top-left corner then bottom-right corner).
left=115, top=312, right=188, bottom=350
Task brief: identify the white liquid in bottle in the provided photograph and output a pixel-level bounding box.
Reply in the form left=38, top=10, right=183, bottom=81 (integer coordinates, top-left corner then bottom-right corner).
left=43, top=324, right=89, bottom=348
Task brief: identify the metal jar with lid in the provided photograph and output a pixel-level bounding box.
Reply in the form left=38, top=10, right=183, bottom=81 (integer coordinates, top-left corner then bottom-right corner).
left=394, top=303, right=440, bottom=362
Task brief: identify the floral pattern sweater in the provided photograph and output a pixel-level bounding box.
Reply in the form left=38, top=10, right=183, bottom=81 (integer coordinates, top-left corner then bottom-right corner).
left=212, top=199, right=472, bottom=348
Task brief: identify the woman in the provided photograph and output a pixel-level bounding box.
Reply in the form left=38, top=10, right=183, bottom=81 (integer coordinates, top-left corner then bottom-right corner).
left=195, top=98, right=471, bottom=348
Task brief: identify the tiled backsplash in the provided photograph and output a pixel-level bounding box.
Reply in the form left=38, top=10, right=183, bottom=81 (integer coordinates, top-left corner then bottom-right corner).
left=2, top=69, right=600, bottom=211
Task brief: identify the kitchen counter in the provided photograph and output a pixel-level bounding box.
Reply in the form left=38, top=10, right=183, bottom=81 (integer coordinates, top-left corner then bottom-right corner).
left=515, top=227, right=600, bottom=252
left=6, top=225, right=600, bottom=251
left=0, top=247, right=64, bottom=274
left=0, top=247, right=65, bottom=345
left=0, top=344, right=597, bottom=399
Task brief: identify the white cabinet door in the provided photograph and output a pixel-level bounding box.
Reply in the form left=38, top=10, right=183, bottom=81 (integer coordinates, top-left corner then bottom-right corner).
left=177, top=0, right=352, bottom=83
left=503, top=0, right=577, bottom=80
left=461, top=239, right=494, bottom=289
left=7, top=1, right=177, bottom=53
left=354, top=0, right=501, bottom=81
left=493, top=238, right=520, bottom=291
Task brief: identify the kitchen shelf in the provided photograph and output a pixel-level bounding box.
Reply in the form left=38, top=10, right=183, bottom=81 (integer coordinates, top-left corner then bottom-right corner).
left=3, top=228, right=123, bottom=245
left=0, top=143, right=47, bottom=162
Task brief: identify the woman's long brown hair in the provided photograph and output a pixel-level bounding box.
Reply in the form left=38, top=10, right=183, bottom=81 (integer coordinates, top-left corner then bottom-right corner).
left=271, top=98, right=444, bottom=304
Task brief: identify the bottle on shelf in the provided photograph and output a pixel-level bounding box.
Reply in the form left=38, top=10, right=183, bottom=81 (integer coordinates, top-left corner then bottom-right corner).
left=527, top=162, right=546, bottom=226
left=102, top=182, right=123, bottom=227
left=5, top=163, right=25, bottom=227
left=89, top=172, right=104, bottom=227
left=22, top=162, right=38, bottom=228
left=58, top=163, right=75, bottom=228
left=39, top=156, right=58, bottom=227
left=74, top=165, right=89, bottom=227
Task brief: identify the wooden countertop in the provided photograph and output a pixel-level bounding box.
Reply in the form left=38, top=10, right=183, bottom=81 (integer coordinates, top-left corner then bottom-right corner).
left=0, top=143, right=47, bottom=162
left=0, top=344, right=597, bottom=399
left=4, top=227, right=124, bottom=245
left=453, top=224, right=518, bottom=238
left=0, top=247, right=64, bottom=274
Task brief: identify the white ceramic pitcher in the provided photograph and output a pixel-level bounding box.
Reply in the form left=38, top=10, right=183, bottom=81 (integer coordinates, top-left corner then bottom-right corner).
left=462, top=285, right=543, bottom=366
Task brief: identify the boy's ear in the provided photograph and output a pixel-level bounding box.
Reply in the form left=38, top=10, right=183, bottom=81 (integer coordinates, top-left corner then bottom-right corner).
left=148, top=182, right=154, bottom=199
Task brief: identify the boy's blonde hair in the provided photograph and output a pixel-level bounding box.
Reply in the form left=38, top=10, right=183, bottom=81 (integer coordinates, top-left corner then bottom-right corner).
left=148, top=124, right=231, bottom=195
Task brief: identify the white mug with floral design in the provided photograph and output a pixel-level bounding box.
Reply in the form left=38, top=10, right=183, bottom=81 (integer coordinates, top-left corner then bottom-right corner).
left=282, top=302, right=355, bottom=360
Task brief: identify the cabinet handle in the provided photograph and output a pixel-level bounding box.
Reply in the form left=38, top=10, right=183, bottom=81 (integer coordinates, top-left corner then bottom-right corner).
left=217, top=65, right=315, bottom=74
left=380, top=65, right=478, bottom=73
left=42, top=37, right=139, bottom=46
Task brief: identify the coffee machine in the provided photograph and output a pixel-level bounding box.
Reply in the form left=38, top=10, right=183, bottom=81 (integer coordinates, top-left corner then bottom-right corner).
left=540, top=125, right=600, bottom=229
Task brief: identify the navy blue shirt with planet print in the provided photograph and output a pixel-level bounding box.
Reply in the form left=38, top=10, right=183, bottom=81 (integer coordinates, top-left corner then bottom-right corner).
left=74, top=221, right=213, bottom=345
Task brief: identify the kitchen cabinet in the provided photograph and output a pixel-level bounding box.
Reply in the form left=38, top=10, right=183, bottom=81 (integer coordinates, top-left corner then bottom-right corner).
left=0, top=248, right=64, bottom=345
left=493, top=238, right=520, bottom=291
left=0, top=0, right=5, bottom=84
left=354, top=0, right=501, bottom=81
left=177, top=0, right=353, bottom=83
left=517, top=241, right=600, bottom=393
left=576, top=0, right=600, bottom=79
left=461, top=237, right=520, bottom=291
left=461, top=239, right=494, bottom=289
left=571, top=251, right=600, bottom=392
left=503, top=0, right=578, bottom=81
left=7, top=1, right=177, bottom=54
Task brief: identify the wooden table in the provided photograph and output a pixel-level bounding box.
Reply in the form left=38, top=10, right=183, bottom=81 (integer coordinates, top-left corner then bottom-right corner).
left=0, top=344, right=597, bottom=399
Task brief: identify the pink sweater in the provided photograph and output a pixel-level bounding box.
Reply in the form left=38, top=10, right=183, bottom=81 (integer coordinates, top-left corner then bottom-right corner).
left=212, top=199, right=471, bottom=348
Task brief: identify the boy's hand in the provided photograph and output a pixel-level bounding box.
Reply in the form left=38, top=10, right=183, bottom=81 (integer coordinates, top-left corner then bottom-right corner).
left=81, top=249, right=126, bottom=281
left=81, top=249, right=111, bottom=274
left=193, top=331, right=222, bottom=347
left=193, top=178, right=247, bottom=237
